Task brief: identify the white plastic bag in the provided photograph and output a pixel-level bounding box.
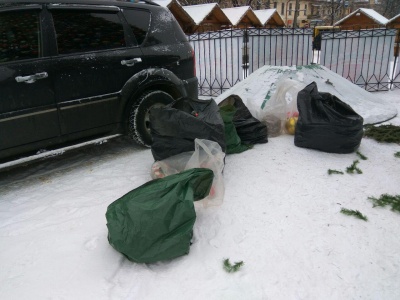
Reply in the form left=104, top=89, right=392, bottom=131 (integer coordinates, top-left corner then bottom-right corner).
left=281, top=79, right=303, bottom=117
left=259, top=79, right=304, bottom=136
left=150, top=152, right=192, bottom=179
left=151, top=139, right=225, bottom=207
left=278, top=79, right=303, bottom=134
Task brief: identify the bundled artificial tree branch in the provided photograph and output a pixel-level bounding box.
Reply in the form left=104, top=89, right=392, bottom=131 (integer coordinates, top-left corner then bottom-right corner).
left=223, top=258, right=244, bottom=273
left=368, top=194, right=400, bottom=213
left=328, top=169, right=344, bottom=175
left=340, top=208, right=368, bottom=221
left=356, top=151, right=368, bottom=160
left=364, top=124, right=400, bottom=143
left=346, top=160, right=362, bottom=174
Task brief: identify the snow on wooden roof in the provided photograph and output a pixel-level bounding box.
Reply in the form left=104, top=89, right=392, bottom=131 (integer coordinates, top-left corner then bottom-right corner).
left=153, top=0, right=184, bottom=7
left=334, top=8, right=389, bottom=26
left=222, top=6, right=262, bottom=27
left=182, top=3, right=222, bottom=25
left=152, top=0, right=172, bottom=7
left=253, top=8, right=285, bottom=27
left=387, top=13, right=400, bottom=25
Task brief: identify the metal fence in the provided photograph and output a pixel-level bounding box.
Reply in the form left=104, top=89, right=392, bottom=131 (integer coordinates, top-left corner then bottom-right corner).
left=189, top=29, right=245, bottom=97
left=319, top=28, right=399, bottom=92
left=188, top=27, right=400, bottom=96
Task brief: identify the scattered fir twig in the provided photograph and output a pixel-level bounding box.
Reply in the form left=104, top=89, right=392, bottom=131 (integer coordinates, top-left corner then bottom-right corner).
left=340, top=208, right=368, bottom=221
left=223, top=258, right=244, bottom=273
left=394, top=151, right=400, bottom=158
left=356, top=151, right=368, bottom=160
left=368, top=194, right=400, bottom=213
left=364, top=124, right=400, bottom=143
left=346, top=160, right=362, bottom=174
left=328, top=169, right=344, bottom=175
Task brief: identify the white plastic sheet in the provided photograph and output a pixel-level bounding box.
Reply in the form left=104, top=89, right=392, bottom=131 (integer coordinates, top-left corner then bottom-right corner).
left=151, top=139, right=225, bottom=207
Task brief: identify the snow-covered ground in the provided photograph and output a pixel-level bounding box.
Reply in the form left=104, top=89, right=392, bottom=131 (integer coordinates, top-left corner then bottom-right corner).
left=1, top=89, right=399, bottom=300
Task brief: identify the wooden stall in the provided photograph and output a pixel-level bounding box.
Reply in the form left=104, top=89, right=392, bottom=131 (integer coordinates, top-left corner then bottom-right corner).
left=334, top=8, right=388, bottom=30
left=253, top=9, right=285, bottom=28
left=222, top=6, right=263, bottom=29
left=182, top=3, right=231, bottom=34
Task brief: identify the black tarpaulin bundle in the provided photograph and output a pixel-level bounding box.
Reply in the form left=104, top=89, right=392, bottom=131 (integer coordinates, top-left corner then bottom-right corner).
left=150, top=98, right=226, bottom=161
left=294, top=82, right=364, bottom=153
left=218, top=94, right=268, bottom=145
left=106, top=168, right=214, bottom=263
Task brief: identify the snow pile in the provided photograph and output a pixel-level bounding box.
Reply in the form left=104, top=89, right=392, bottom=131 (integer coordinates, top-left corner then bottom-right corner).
left=215, top=65, right=398, bottom=124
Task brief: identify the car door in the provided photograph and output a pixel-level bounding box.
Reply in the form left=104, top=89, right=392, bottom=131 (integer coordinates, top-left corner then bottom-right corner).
left=47, top=5, right=148, bottom=137
left=0, top=6, right=59, bottom=154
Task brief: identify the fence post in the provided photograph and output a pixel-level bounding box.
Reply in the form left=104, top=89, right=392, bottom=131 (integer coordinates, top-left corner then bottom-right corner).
left=390, top=56, right=398, bottom=90
left=391, top=29, right=400, bottom=90
left=242, top=28, right=249, bottom=79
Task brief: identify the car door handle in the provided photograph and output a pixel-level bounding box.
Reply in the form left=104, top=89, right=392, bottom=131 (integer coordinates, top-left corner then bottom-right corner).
left=121, top=58, right=142, bottom=67
left=15, top=72, right=48, bottom=83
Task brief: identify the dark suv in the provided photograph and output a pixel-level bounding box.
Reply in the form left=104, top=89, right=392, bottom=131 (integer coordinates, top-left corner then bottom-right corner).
left=0, top=0, right=197, bottom=162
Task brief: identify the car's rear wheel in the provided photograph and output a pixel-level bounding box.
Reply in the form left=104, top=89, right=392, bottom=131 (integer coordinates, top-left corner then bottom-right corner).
left=128, top=90, right=175, bottom=147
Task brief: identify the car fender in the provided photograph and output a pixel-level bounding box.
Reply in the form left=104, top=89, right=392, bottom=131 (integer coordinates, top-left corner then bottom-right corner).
left=121, top=68, right=187, bottom=102
left=118, top=68, right=187, bottom=125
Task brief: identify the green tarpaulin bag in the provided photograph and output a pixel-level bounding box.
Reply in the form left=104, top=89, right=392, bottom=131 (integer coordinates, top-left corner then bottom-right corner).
left=219, top=105, right=251, bottom=154
left=106, top=168, right=214, bottom=263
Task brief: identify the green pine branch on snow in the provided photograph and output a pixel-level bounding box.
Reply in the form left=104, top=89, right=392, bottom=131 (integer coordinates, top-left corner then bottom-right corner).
left=364, top=124, right=400, bottom=143
left=328, top=169, right=344, bottom=175
left=356, top=151, right=368, bottom=160
left=346, top=160, right=362, bottom=174
left=223, top=258, right=244, bottom=273
left=340, top=208, right=368, bottom=221
left=395, top=152, right=400, bottom=158
left=368, top=194, right=400, bottom=213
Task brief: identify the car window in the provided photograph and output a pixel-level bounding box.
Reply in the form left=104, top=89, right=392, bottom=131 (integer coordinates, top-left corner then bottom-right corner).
left=0, top=10, right=41, bottom=63
left=122, top=9, right=150, bottom=45
left=51, top=10, right=126, bottom=55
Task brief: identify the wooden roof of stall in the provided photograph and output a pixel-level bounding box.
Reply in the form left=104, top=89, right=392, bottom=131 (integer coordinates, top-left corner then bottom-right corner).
left=253, top=9, right=285, bottom=27
left=386, top=13, right=400, bottom=28
left=222, top=6, right=262, bottom=27
left=334, top=8, right=388, bottom=29
left=182, top=3, right=230, bottom=25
